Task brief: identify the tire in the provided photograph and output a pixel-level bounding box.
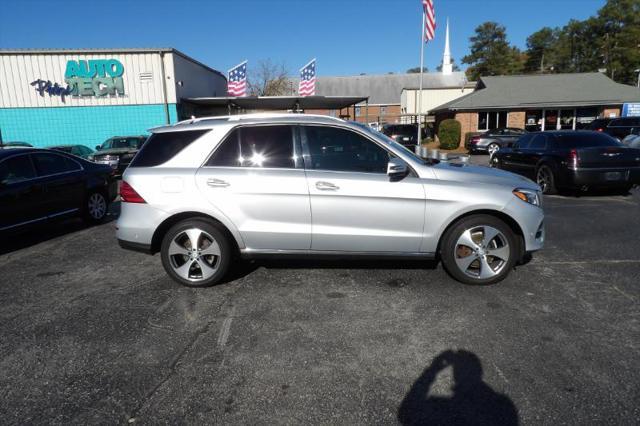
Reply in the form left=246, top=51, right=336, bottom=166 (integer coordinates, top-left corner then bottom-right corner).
left=83, top=190, right=109, bottom=224
left=440, top=214, right=518, bottom=285
left=160, top=219, right=232, bottom=287
left=487, top=143, right=500, bottom=157
left=536, top=165, right=557, bottom=195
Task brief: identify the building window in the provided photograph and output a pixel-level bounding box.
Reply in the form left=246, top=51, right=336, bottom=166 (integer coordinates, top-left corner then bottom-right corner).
left=329, top=109, right=337, bottom=117
left=355, top=106, right=361, bottom=117
left=380, top=106, right=387, bottom=116
left=478, top=111, right=507, bottom=131
left=576, top=108, right=599, bottom=129
left=525, top=110, right=543, bottom=132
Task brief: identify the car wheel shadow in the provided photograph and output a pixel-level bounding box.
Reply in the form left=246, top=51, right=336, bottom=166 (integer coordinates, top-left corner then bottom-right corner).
left=222, top=258, right=439, bottom=283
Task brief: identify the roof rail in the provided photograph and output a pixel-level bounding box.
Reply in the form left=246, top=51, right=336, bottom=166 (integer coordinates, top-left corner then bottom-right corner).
left=173, top=112, right=345, bottom=126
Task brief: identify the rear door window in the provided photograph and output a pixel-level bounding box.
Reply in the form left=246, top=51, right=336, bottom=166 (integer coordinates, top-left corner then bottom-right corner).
left=32, top=153, right=81, bottom=176
left=0, top=155, right=37, bottom=184
left=514, top=134, right=534, bottom=149
left=206, top=125, right=296, bottom=168
left=130, top=130, right=209, bottom=167
left=528, top=135, right=548, bottom=151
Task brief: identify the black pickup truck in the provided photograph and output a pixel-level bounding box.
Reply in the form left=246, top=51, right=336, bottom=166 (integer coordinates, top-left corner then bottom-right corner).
left=89, top=136, right=147, bottom=176
left=491, top=131, right=640, bottom=194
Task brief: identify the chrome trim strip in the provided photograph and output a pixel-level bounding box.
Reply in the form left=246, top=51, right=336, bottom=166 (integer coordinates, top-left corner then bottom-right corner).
left=0, top=216, right=47, bottom=231
left=240, top=248, right=435, bottom=258
left=570, top=166, right=640, bottom=171
left=48, top=208, right=79, bottom=218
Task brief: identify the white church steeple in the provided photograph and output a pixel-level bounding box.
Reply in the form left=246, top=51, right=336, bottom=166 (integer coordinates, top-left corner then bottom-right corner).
left=442, top=18, right=453, bottom=75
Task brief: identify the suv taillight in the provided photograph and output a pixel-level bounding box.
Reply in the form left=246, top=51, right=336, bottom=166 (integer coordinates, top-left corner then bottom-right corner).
left=120, top=181, right=146, bottom=203
left=568, top=149, right=579, bottom=169
left=470, top=136, right=480, bottom=144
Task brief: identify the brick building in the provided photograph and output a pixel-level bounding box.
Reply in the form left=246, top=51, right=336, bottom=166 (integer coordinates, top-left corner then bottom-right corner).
left=431, top=72, right=640, bottom=147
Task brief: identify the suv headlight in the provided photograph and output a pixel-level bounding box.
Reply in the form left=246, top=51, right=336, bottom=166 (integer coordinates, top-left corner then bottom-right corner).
left=513, top=188, right=541, bottom=207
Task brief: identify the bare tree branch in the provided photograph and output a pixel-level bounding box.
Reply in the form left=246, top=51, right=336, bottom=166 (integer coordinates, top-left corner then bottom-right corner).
left=247, top=60, right=292, bottom=96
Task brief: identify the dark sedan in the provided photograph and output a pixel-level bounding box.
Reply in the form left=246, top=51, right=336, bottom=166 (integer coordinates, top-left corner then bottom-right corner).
left=491, top=131, right=640, bottom=194
left=0, top=148, right=118, bottom=233
left=381, top=124, right=420, bottom=147
left=467, top=128, right=527, bottom=156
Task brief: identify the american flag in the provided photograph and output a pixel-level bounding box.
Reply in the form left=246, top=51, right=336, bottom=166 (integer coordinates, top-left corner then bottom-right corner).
left=423, top=0, right=436, bottom=42
left=298, top=59, right=316, bottom=97
left=227, top=61, right=247, bottom=97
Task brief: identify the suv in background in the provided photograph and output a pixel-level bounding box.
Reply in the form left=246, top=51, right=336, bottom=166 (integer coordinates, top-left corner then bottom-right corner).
left=89, top=136, right=147, bottom=176
left=602, top=117, right=640, bottom=141
left=116, top=114, right=545, bottom=287
left=467, top=128, right=526, bottom=156
left=585, top=118, right=613, bottom=132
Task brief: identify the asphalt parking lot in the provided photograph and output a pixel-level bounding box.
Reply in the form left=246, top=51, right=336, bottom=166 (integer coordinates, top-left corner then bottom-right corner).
left=1, top=156, right=639, bottom=424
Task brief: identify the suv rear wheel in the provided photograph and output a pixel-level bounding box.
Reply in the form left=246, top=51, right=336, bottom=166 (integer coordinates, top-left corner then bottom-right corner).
left=160, top=219, right=232, bottom=287
left=440, top=215, right=518, bottom=285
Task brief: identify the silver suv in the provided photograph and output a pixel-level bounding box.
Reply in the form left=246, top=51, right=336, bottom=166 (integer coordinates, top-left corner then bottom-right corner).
left=116, top=114, right=544, bottom=286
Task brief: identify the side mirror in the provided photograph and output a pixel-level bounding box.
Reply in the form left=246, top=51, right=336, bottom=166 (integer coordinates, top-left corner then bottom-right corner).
left=387, top=158, right=408, bottom=180
left=95, top=145, right=101, bottom=151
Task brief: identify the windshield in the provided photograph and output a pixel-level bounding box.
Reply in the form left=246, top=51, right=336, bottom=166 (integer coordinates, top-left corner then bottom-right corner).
left=102, top=137, right=143, bottom=150
left=350, top=122, right=430, bottom=164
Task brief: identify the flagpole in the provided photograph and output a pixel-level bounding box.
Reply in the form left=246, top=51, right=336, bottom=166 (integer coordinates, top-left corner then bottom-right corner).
left=416, top=9, right=425, bottom=154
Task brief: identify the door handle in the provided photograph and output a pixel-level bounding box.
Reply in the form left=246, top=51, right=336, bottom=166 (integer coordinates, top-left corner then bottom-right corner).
left=316, top=181, right=339, bottom=191
left=207, top=178, right=230, bottom=188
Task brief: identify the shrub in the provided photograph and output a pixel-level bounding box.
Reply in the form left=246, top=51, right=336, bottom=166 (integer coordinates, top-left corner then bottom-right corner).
left=438, top=119, right=461, bottom=150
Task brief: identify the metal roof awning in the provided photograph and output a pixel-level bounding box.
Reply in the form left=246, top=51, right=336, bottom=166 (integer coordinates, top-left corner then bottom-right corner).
left=183, top=95, right=368, bottom=111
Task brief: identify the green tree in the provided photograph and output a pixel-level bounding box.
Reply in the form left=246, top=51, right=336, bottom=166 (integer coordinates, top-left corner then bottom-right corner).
left=524, top=27, right=558, bottom=73
left=406, top=67, right=428, bottom=73
left=462, top=22, right=524, bottom=80
left=597, top=0, right=640, bottom=84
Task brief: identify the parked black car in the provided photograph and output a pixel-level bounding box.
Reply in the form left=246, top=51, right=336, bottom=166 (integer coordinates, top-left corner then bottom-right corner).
left=0, top=141, right=33, bottom=149
left=89, top=136, right=147, bottom=175
left=49, top=144, right=94, bottom=159
left=600, top=117, right=640, bottom=141
left=585, top=118, right=613, bottom=132
left=382, top=124, right=421, bottom=147
left=467, top=128, right=527, bottom=156
left=0, top=148, right=118, bottom=233
left=491, top=131, right=640, bottom=194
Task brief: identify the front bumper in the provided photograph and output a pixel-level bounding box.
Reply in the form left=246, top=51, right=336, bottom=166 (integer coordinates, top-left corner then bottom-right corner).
left=504, top=198, right=545, bottom=253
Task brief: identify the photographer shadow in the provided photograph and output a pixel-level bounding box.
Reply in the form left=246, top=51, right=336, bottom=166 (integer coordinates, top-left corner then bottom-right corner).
left=398, top=350, right=518, bottom=426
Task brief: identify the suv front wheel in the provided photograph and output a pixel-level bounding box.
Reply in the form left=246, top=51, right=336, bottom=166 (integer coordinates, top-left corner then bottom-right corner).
left=160, top=219, right=232, bottom=287
left=440, top=215, right=518, bottom=285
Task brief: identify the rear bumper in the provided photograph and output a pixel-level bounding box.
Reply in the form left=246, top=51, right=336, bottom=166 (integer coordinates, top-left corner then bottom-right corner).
left=560, top=167, right=640, bottom=188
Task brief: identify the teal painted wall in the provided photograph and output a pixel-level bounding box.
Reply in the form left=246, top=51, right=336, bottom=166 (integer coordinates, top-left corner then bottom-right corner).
left=0, top=104, right=178, bottom=148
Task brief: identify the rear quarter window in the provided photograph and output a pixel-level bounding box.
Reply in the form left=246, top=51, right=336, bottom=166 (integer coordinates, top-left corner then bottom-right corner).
left=129, top=130, right=209, bottom=167
left=555, top=133, right=622, bottom=148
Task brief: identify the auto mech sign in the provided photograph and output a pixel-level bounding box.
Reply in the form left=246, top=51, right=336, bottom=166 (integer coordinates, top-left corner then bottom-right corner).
left=30, top=58, right=126, bottom=102
left=65, top=59, right=125, bottom=97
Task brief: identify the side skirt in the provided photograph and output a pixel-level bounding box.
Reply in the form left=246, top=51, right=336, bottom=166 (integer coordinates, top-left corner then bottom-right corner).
left=240, top=249, right=436, bottom=261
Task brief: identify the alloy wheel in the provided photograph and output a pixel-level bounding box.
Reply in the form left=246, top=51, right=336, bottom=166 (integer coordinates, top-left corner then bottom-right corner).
left=488, top=143, right=500, bottom=157
left=537, top=168, right=551, bottom=193
left=88, top=193, right=107, bottom=220
left=168, top=228, right=221, bottom=282
left=454, top=225, right=510, bottom=279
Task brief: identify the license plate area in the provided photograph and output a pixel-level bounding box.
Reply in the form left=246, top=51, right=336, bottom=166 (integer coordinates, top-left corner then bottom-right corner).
left=604, top=171, right=623, bottom=181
